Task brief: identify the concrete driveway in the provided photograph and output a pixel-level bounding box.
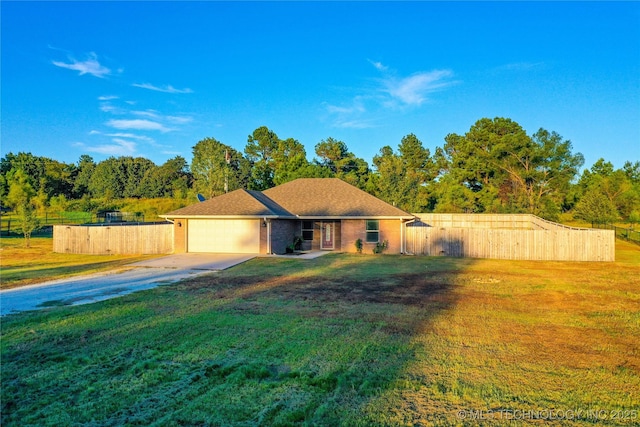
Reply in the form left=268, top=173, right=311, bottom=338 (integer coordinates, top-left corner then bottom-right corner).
left=0, top=253, right=255, bottom=316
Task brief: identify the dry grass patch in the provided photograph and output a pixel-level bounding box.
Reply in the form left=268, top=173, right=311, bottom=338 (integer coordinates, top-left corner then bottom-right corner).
left=0, top=236, right=159, bottom=289
left=1, top=241, right=638, bottom=426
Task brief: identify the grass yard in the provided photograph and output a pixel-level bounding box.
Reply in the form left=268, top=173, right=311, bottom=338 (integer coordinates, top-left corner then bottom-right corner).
left=1, top=242, right=639, bottom=426
left=0, top=236, right=159, bottom=289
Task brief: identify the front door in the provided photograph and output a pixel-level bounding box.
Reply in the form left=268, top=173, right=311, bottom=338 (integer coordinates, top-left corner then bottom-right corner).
left=321, top=222, right=334, bottom=250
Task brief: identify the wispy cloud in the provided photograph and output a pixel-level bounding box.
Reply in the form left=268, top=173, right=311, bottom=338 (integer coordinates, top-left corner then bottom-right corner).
left=382, top=70, right=454, bottom=106
left=333, top=119, right=377, bottom=129
left=325, top=100, right=366, bottom=115
left=323, top=98, right=374, bottom=128
left=99, top=104, right=120, bottom=113
left=167, top=115, right=193, bottom=124
left=89, top=130, right=155, bottom=143
left=98, top=95, right=118, bottom=101
left=52, top=52, right=111, bottom=78
left=323, top=62, right=456, bottom=128
left=73, top=138, right=136, bottom=156
left=496, top=61, right=545, bottom=72
left=132, top=83, right=193, bottom=94
left=132, top=110, right=161, bottom=119
left=106, top=119, right=173, bottom=132
left=368, top=59, right=389, bottom=72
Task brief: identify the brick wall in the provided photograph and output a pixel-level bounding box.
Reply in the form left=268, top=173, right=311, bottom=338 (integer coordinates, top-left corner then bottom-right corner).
left=379, top=219, right=403, bottom=254
left=341, top=219, right=403, bottom=254
left=260, top=220, right=268, bottom=254
left=174, top=218, right=186, bottom=253
left=270, top=220, right=298, bottom=254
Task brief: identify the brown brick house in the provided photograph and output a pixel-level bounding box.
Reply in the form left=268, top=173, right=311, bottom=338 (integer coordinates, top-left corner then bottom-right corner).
left=161, top=178, right=414, bottom=254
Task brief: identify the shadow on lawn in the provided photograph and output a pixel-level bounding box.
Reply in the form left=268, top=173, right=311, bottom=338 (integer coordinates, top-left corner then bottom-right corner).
left=1, top=244, right=476, bottom=426
left=0, top=261, right=135, bottom=289
left=168, top=246, right=476, bottom=424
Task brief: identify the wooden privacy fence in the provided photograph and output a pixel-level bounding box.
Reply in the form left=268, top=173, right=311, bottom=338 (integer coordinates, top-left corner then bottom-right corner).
left=405, top=214, right=615, bottom=261
left=53, top=223, right=174, bottom=255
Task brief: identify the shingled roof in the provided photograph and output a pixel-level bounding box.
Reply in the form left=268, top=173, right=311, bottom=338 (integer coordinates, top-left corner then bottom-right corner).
left=263, top=178, right=412, bottom=218
left=163, top=178, right=413, bottom=219
left=163, top=189, right=294, bottom=218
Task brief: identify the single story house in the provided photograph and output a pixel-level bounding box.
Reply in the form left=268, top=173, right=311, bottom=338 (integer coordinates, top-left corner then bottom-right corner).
left=161, top=178, right=414, bottom=254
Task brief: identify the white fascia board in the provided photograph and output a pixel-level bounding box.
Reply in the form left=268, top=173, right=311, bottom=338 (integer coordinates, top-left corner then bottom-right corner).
left=294, top=215, right=415, bottom=220
left=159, top=215, right=289, bottom=220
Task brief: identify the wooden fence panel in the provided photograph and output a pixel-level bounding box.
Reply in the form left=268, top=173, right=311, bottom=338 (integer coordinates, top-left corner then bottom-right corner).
left=53, top=224, right=174, bottom=255
left=405, top=214, right=614, bottom=261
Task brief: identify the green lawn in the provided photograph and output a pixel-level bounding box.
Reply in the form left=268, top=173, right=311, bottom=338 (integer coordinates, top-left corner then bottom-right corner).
left=0, top=236, right=159, bottom=289
left=1, top=242, right=639, bottom=426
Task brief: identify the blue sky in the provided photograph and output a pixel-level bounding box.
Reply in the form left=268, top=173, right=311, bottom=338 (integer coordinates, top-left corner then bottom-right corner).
left=2, top=1, right=639, bottom=172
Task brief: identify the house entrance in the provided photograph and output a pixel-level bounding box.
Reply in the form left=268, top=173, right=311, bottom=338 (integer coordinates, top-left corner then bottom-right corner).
left=321, top=221, right=335, bottom=250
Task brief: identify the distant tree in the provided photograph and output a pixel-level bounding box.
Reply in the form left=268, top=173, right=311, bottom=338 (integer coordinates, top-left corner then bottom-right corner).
left=315, top=138, right=350, bottom=173
left=440, top=119, right=518, bottom=212
left=140, top=156, right=191, bottom=198
left=513, top=128, right=583, bottom=217
left=623, top=161, right=640, bottom=185
left=245, top=126, right=280, bottom=190
left=192, top=137, right=244, bottom=198
left=272, top=137, right=310, bottom=185
left=16, top=204, right=40, bottom=247
left=432, top=173, right=479, bottom=213
left=49, top=194, right=70, bottom=213
left=574, top=188, right=619, bottom=225
left=73, top=155, right=96, bottom=198
left=0, top=152, right=76, bottom=203
left=371, top=134, right=438, bottom=212
left=371, top=146, right=406, bottom=208
left=398, top=134, right=437, bottom=211
left=440, top=118, right=583, bottom=218
left=315, top=137, right=370, bottom=189
left=0, top=153, right=46, bottom=191
left=577, top=158, right=639, bottom=222
left=88, top=156, right=155, bottom=199
left=87, top=157, right=120, bottom=199
left=123, top=157, right=156, bottom=198
left=5, top=169, right=40, bottom=247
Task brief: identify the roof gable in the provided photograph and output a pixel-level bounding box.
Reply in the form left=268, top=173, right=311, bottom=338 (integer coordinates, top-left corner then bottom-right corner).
left=263, top=178, right=412, bottom=218
left=163, top=178, right=412, bottom=219
left=163, top=189, right=293, bottom=217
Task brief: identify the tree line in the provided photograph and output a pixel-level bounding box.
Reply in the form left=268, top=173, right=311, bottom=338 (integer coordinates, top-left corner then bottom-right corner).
left=2, top=117, right=639, bottom=229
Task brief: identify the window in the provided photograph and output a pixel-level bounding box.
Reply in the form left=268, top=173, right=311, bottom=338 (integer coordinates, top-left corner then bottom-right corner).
left=301, top=220, right=314, bottom=241
left=366, top=220, right=379, bottom=243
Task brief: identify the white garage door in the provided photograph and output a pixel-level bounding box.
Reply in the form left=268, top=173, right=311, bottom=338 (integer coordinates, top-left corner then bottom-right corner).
left=188, top=219, right=260, bottom=253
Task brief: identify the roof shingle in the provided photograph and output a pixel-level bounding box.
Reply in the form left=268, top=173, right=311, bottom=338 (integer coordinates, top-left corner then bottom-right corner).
left=163, top=178, right=412, bottom=219
left=163, top=189, right=293, bottom=217
left=263, top=178, right=412, bottom=218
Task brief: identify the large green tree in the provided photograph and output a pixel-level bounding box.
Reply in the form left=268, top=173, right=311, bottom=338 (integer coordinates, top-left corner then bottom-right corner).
left=314, top=137, right=370, bottom=189
left=370, top=134, right=437, bottom=212
left=577, top=159, right=639, bottom=222
left=88, top=156, right=156, bottom=199
left=73, top=155, right=96, bottom=198
left=272, top=137, right=310, bottom=185
left=0, top=152, right=76, bottom=204
left=245, top=126, right=280, bottom=190
left=140, top=156, right=191, bottom=198
left=5, top=169, right=40, bottom=246
left=574, top=187, right=619, bottom=225
left=192, top=137, right=246, bottom=198
left=440, top=118, right=583, bottom=218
